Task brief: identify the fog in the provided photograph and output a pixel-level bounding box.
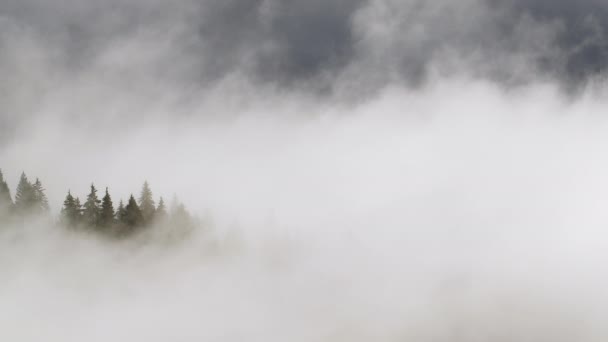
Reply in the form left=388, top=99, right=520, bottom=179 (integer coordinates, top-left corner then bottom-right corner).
left=3, top=0, right=608, bottom=341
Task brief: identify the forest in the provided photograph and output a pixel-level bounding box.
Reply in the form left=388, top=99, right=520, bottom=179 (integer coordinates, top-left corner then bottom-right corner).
left=0, top=169, right=196, bottom=237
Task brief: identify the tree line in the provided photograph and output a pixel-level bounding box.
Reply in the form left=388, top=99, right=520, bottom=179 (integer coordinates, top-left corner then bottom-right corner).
left=0, top=169, right=195, bottom=236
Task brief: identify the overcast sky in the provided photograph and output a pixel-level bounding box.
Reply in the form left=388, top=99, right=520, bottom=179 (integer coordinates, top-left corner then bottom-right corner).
left=2, top=0, right=608, bottom=91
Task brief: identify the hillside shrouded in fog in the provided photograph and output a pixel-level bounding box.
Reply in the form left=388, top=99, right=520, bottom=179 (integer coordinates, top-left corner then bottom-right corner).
left=3, top=0, right=608, bottom=341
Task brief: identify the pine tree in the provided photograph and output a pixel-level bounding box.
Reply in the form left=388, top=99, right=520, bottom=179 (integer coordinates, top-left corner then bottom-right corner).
left=116, top=200, right=127, bottom=223
left=138, top=181, right=156, bottom=224
left=61, top=191, right=81, bottom=227
left=14, top=172, right=35, bottom=215
left=0, top=169, right=13, bottom=218
left=83, top=184, right=101, bottom=227
left=74, top=197, right=83, bottom=223
left=99, top=188, right=115, bottom=229
left=124, top=195, right=143, bottom=228
left=156, top=197, right=167, bottom=220
left=32, top=178, right=50, bottom=213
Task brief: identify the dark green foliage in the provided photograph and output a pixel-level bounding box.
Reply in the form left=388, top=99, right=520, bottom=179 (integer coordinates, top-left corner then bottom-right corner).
left=83, top=184, right=101, bottom=227
left=2, top=168, right=199, bottom=239
left=124, top=195, right=143, bottom=227
left=32, top=178, right=50, bottom=214
left=74, top=197, right=83, bottom=220
left=0, top=170, right=13, bottom=218
left=114, top=199, right=128, bottom=235
left=116, top=200, right=127, bottom=223
left=14, top=172, right=35, bottom=215
left=14, top=173, right=49, bottom=217
left=99, top=188, right=115, bottom=229
left=61, top=191, right=81, bottom=227
left=139, top=181, right=156, bottom=224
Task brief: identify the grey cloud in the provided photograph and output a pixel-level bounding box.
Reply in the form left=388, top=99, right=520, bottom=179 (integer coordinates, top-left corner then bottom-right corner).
left=193, top=0, right=365, bottom=85
left=0, top=0, right=365, bottom=86
left=1, top=0, right=608, bottom=97
left=187, top=0, right=608, bottom=90
left=490, top=0, right=608, bottom=86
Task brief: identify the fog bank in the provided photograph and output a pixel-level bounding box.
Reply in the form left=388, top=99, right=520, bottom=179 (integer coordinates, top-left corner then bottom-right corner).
left=3, top=79, right=608, bottom=340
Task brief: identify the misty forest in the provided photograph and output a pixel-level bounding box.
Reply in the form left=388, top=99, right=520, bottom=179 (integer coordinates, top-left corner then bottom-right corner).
left=5, top=0, right=608, bottom=341
left=0, top=169, right=196, bottom=237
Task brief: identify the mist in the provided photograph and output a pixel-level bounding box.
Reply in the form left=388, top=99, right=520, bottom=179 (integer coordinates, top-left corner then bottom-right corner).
left=3, top=0, right=608, bottom=341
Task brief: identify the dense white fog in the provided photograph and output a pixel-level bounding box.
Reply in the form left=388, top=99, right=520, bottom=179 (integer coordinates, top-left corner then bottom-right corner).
left=3, top=79, right=608, bottom=341
left=3, top=0, right=608, bottom=340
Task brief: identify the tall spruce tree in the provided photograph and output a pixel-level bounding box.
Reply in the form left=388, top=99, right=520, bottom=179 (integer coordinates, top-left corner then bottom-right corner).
left=138, top=181, right=156, bottom=224
left=83, top=184, right=101, bottom=227
left=32, top=178, right=50, bottom=213
left=0, top=169, right=13, bottom=218
left=99, top=188, right=115, bottom=229
left=61, top=191, right=81, bottom=227
left=124, top=195, right=143, bottom=227
left=156, top=197, right=167, bottom=220
left=74, top=197, right=83, bottom=223
left=116, top=200, right=127, bottom=223
left=14, top=172, right=35, bottom=215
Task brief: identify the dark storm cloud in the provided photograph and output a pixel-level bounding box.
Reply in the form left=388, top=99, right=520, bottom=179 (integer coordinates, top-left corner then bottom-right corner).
left=194, top=0, right=365, bottom=85
left=0, top=0, right=365, bottom=87
left=491, top=0, right=608, bottom=85
left=2, top=0, right=608, bottom=95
